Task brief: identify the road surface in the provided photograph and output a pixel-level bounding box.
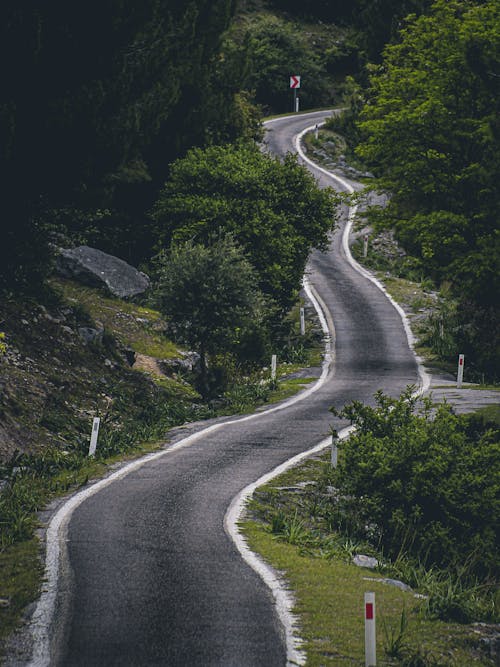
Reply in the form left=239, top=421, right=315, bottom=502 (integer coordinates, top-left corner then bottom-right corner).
left=25, top=111, right=418, bottom=666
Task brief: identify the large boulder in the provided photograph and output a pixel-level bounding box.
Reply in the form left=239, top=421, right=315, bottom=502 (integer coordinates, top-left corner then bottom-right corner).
left=56, top=246, right=150, bottom=298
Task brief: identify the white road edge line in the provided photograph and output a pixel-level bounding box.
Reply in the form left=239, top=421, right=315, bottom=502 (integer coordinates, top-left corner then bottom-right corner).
left=295, top=123, right=431, bottom=399
left=223, top=118, right=433, bottom=667
left=27, top=288, right=334, bottom=662
left=27, top=113, right=431, bottom=667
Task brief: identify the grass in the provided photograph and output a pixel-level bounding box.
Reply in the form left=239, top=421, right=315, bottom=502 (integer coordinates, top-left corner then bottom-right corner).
left=474, top=404, right=500, bottom=425
left=52, top=278, right=180, bottom=359
left=242, top=521, right=487, bottom=665
left=0, top=436, right=173, bottom=657
left=269, top=376, right=316, bottom=403
left=241, top=457, right=497, bottom=666
left=0, top=540, right=42, bottom=651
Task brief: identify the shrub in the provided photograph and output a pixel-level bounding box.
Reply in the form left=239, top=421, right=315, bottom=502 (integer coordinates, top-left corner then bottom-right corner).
left=331, top=389, right=500, bottom=578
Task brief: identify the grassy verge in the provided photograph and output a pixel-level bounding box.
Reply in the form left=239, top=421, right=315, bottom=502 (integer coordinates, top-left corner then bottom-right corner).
left=241, top=455, right=497, bottom=666
left=0, top=540, right=42, bottom=653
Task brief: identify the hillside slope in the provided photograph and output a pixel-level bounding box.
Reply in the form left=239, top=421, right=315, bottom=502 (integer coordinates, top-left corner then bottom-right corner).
left=0, top=279, right=203, bottom=463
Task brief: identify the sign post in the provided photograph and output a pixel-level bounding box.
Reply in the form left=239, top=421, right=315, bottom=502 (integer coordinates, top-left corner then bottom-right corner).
left=290, top=75, right=300, bottom=112
left=364, top=592, right=376, bottom=666
left=88, top=417, right=101, bottom=457
left=457, top=354, right=465, bottom=388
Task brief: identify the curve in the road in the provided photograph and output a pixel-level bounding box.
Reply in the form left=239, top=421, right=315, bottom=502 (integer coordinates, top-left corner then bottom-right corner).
left=26, top=277, right=334, bottom=667
left=223, top=118, right=431, bottom=666
left=294, top=122, right=431, bottom=398
left=23, top=110, right=421, bottom=667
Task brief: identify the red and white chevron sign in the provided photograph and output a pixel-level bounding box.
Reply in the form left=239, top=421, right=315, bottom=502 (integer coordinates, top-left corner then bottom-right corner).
left=290, top=75, right=301, bottom=89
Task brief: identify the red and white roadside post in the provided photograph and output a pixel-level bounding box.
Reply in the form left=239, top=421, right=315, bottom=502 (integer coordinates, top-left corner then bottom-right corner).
left=364, top=592, right=376, bottom=666
left=457, top=353, right=465, bottom=389
left=290, top=75, right=300, bottom=112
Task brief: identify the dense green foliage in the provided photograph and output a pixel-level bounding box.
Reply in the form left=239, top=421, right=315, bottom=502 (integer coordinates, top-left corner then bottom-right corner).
left=0, top=0, right=250, bottom=287
left=353, top=0, right=500, bottom=378
left=153, top=235, right=267, bottom=395
left=270, top=0, right=433, bottom=62
left=331, top=389, right=500, bottom=579
left=152, top=141, right=338, bottom=311
left=241, top=15, right=333, bottom=113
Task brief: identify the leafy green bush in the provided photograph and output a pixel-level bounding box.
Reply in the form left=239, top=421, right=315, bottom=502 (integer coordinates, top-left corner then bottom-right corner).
left=152, top=234, right=268, bottom=397
left=331, top=389, right=500, bottom=578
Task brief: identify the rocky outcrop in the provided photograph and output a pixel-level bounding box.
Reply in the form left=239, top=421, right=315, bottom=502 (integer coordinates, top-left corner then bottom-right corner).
left=56, top=246, right=150, bottom=298
left=158, top=352, right=200, bottom=374
left=132, top=351, right=200, bottom=376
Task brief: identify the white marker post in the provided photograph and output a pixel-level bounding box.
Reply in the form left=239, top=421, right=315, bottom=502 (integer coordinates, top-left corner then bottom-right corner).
left=331, top=435, right=338, bottom=468
left=363, top=234, right=369, bottom=258
left=88, top=417, right=100, bottom=457
left=271, top=354, right=277, bottom=381
left=295, top=95, right=300, bottom=113
left=364, top=592, right=376, bottom=666
left=300, top=307, right=306, bottom=336
left=457, top=354, right=465, bottom=388
left=315, top=123, right=319, bottom=140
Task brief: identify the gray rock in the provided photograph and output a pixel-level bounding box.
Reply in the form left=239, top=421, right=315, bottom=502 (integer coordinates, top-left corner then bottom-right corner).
left=78, top=326, right=104, bottom=345
left=363, top=576, right=412, bottom=592
left=473, top=623, right=500, bottom=661
left=353, top=554, right=379, bottom=568
left=158, top=352, right=200, bottom=374
left=56, top=245, right=150, bottom=298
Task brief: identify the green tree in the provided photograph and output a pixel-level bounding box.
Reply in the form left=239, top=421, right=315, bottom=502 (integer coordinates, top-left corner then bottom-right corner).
left=0, top=0, right=236, bottom=288
left=244, top=15, right=332, bottom=113
left=152, top=142, right=338, bottom=311
left=355, top=0, right=500, bottom=376
left=153, top=235, right=267, bottom=397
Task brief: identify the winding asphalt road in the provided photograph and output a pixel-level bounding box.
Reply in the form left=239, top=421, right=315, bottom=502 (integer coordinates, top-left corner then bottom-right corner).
left=25, top=111, right=419, bottom=666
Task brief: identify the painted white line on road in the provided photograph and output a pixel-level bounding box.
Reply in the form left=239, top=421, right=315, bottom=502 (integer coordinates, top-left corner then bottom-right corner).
left=223, top=272, right=337, bottom=666
left=263, top=110, right=333, bottom=125
left=223, top=117, right=434, bottom=667
left=295, top=124, right=431, bottom=398
left=28, top=287, right=335, bottom=663
left=28, top=111, right=428, bottom=667
left=224, top=426, right=355, bottom=667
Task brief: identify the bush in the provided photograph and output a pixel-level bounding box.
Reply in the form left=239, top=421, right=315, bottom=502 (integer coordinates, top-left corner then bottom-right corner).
left=331, top=389, right=500, bottom=578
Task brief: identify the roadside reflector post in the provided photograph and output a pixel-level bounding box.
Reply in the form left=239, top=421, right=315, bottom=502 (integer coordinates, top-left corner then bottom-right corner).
left=331, top=435, right=338, bottom=468
left=300, top=307, right=306, bottom=336
left=364, top=592, right=376, bottom=666
left=271, top=354, right=277, bottom=381
left=290, top=75, right=300, bottom=112
left=315, top=123, right=319, bottom=140
left=363, top=234, right=369, bottom=258
left=88, top=417, right=101, bottom=457
left=457, top=354, right=465, bottom=389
